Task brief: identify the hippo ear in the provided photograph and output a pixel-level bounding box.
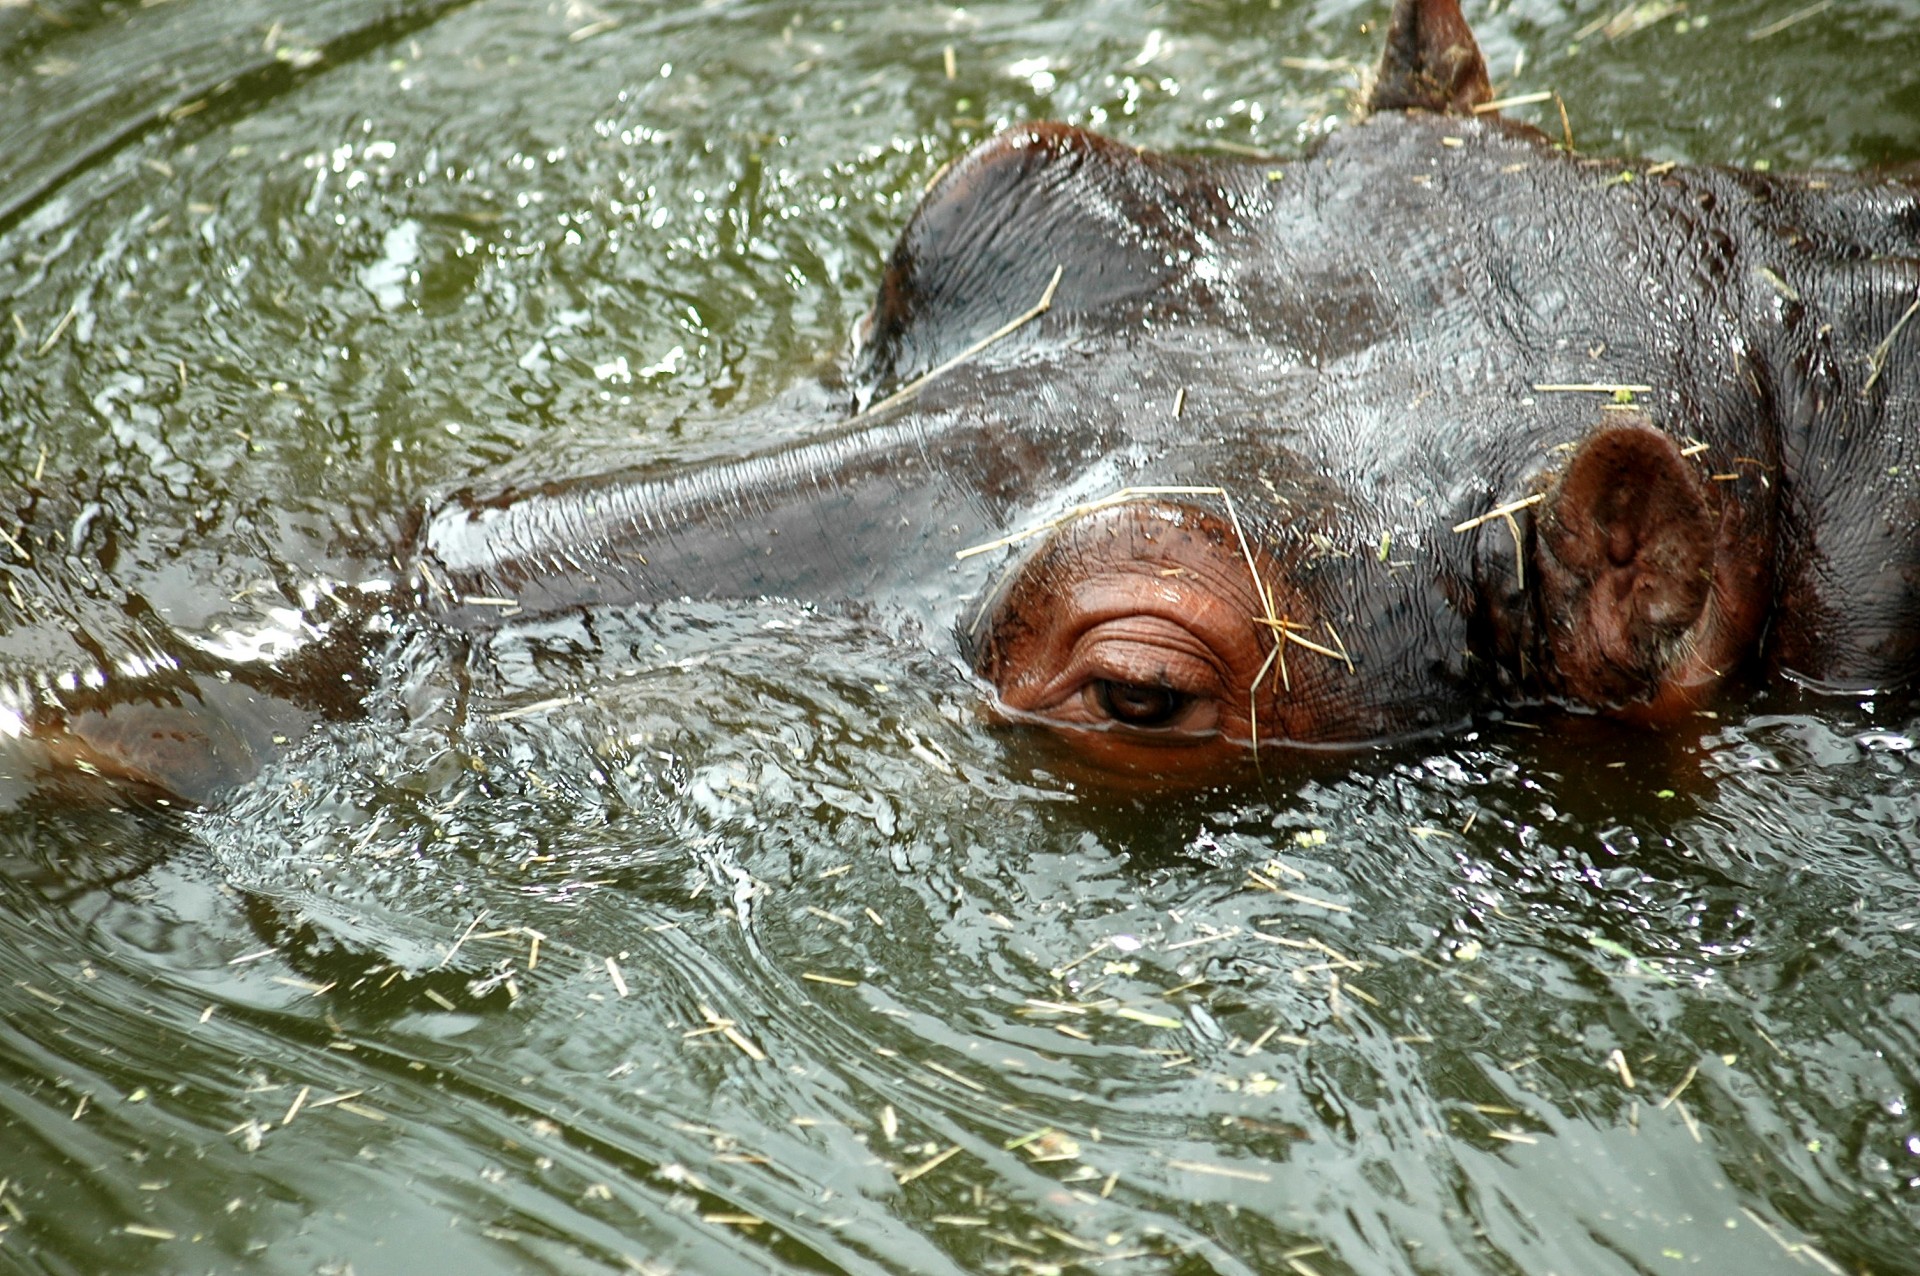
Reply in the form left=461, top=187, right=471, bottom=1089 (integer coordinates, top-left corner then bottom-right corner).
left=1533, top=425, right=1716, bottom=706
left=1368, top=0, right=1493, bottom=116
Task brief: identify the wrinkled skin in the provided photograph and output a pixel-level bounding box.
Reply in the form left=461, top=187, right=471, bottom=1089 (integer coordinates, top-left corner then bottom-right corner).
left=4, top=0, right=1918, bottom=799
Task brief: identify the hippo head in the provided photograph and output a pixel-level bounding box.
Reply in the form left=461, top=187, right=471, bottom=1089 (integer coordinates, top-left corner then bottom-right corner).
left=844, top=0, right=1778, bottom=782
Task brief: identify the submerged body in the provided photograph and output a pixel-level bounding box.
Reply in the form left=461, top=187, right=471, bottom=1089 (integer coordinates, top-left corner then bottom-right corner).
left=4, top=0, right=1918, bottom=799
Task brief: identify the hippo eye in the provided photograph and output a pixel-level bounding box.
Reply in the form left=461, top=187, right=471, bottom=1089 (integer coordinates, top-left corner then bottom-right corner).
left=1088, top=679, right=1190, bottom=729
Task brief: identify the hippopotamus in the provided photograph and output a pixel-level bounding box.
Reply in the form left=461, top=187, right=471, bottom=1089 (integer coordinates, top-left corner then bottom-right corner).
left=5, top=0, right=1918, bottom=801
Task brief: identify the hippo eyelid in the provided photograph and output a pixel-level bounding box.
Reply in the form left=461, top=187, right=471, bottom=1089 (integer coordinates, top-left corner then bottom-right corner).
left=1063, top=621, right=1230, bottom=696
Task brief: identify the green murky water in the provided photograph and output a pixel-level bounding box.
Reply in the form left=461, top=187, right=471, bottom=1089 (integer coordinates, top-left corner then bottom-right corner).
left=2, top=0, right=1919, bottom=1272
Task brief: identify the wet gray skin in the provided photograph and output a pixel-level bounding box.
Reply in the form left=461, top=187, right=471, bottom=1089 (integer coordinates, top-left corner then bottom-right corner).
left=2, top=1, right=1920, bottom=1274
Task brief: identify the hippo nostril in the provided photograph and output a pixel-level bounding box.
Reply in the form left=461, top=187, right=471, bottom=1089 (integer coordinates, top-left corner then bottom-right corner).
left=1089, top=679, right=1189, bottom=728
